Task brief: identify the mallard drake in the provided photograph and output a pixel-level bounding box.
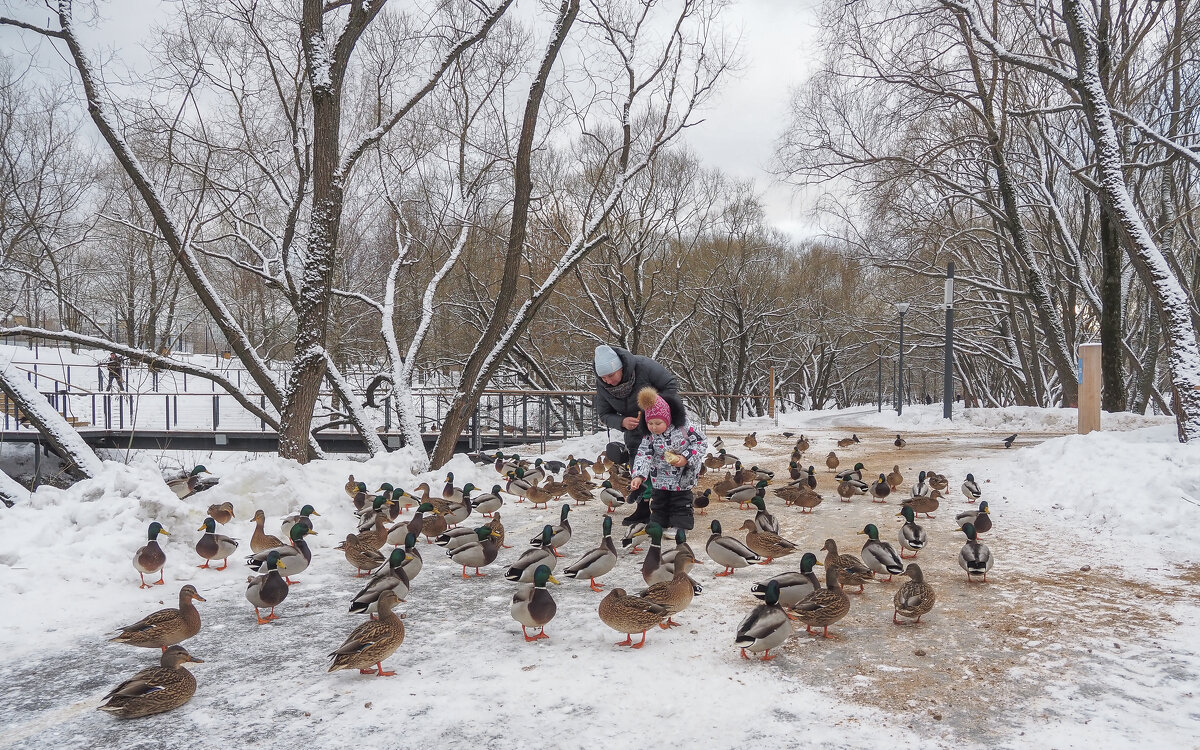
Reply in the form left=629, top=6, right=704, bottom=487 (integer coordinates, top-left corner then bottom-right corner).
left=329, top=589, right=405, bottom=676
left=707, top=519, right=762, bottom=577
left=713, top=472, right=737, bottom=496
left=388, top=502, right=434, bottom=546
left=471, top=485, right=504, bottom=517
left=836, top=434, right=860, bottom=448
left=887, top=465, right=903, bottom=491
left=774, top=485, right=822, bottom=512
left=598, top=588, right=667, bottom=648
left=825, top=451, right=839, bottom=472
left=717, top=448, right=739, bottom=466
left=251, top=510, right=285, bottom=554
left=634, top=522, right=669, bottom=586
left=835, top=462, right=865, bottom=482
left=504, top=526, right=558, bottom=582
left=504, top=470, right=534, bottom=503
left=961, top=473, right=982, bottom=503
left=870, top=474, right=891, bottom=503
left=911, top=470, right=928, bottom=497
left=133, top=522, right=169, bottom=589
left=736, top=580, right=792, bottom=660
left=821, top=538, right=873, bottom=593
left=794, top=559, right=851, bottom=639
left=521, top=463, right=548, bottom=486
left=98, top=645, right=203, bottom=718
left=167, top=465, right=217, bottom=499
left=660, top=528, right=696, bottom=576
left=693, top=487, right=712, bottom=515
left=337, top=532, right=386, bottom=577
left=900, top=489, right=941, bottom=518
left=894, top=434, right=906, bottom=449
left=741, top=519, right=798, bottom=564
left=958, top=522, right=993, bottom=582
left=726, top=479, right=769, bottom=509
left=351, top=483, right=370, bottom=512
left=110, top=584, right=205, bottom=651
left=563, top=515, right=618, bottom=591
left=195, top=517, right=239, bottom=570
left=743, top=432, right=758, bottom=449
left=749, top=495, right=779, bottom=534
left=447, top=526, right=502, bottom=578
left=896, top=506, right=926, bottom=558
left=712, top=435, right=725, bottom=451
left=837, top=478, right=868, bottom=502
left=511, top=564, right=559, bottom=642
left=281, top=504, right=320, bottom=538
left=245, top=550, right=289, bottom=624
left=858, top=524, right=903, bottom=581
left=401, top=533, right=423, bottom=581
left=435, top=523, right=485, bottom=552
left=638, top=547, right=696, bottom=628
left=247, top=524, right=313, bottom=584
left=892, top=563, right=936, bottom=624
left=530, top=504, right=572, bottom=556
left=788, top=462, right=802, bottom=481
left=752, top=552, right=821, bottom=608
left=599, top=480, right=625, bottom=512
left=733, top=461, right=752, bottom=486
left=206, top=502, right=235, bottom=525
left=956, top=500, right=991, bottom=534
left=357, top=495, right=394, bottom=533
left=349, top=548, right=411, bottom=616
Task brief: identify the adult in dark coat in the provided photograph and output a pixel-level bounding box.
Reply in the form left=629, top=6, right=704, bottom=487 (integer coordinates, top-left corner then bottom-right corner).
left=592, top=345, right=681, bottom=463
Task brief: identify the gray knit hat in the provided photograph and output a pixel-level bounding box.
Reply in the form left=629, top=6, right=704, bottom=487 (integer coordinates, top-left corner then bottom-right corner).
left=594, top=345, right=622, bottom=377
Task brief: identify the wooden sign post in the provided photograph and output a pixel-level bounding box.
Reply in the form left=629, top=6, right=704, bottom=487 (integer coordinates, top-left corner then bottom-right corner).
left=1078, top=343, right=1102, bottom=434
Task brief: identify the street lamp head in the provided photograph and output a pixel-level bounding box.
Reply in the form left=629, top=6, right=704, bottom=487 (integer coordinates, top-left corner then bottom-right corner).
left=896, top=302, right=910, bottom=315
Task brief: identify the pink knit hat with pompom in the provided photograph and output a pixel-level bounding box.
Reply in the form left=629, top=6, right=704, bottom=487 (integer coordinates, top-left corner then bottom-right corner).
left=638, top=387, right=672, bottom=424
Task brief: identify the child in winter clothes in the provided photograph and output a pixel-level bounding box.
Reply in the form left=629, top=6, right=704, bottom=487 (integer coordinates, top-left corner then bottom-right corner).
left=629, top=387, right=707, bottom=531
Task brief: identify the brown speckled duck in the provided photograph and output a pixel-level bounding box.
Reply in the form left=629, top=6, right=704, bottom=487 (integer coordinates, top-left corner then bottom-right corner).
left=794, top=557, right=851, bottom=639
left=598, top=588, right=667, bottom=649
left=892, top=563, right=936, bottom=624
left=329, top=589, right=405, bottom=676
left=821, top=538, right=873, bottom=593
left=110, top=585, right=205, bottom=651
left=98, top=645, right=203, bottom=718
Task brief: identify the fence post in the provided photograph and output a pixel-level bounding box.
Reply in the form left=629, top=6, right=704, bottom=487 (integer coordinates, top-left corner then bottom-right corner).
left=541, top=394, right=550, bottom=454
left=212, top=395, right=220, bottom=430
left=768, top=367, right=775, bottom=419
left=260, top=394, right=267, bottom=431
left=384, top=395, right=392, bottom=432
left=165, top=395, right=170, bottom=430
left=497, top=394, right=505, bottom=450
left=471, top=402, right=481, bottom=453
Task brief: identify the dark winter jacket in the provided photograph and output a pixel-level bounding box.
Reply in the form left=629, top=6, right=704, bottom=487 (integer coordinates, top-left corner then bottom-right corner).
left=593, top=348, right=681, bottom=450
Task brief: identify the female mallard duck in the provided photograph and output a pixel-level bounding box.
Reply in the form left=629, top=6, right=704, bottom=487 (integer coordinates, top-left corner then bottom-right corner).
left=870, top=474, right=891, bottom=503
left=703, top=453, right=724, bottom=471
left=752, top=552, right=822, bottom=608
left=693, top=488, right=712, bottom=515
left=896, top=505, right=926, bottom=558
left=736, top=579, right=792, bottom=660
left=344, top=474, right=360, bottom=498
left=565, top=477, right=595, bottom=506
left=471, top=485, right=504, bottom=517
left=796, top=435, right=810, bottom=453
left=958, top=522, right=993, bottom=582
left=749, top=495, right=778, bottom=534
left=110, top=584, right=205, bottom=650
left=774, top=484, right=822, bottom=512
left=349, top=548, right=411, bottom=616
left=837, top=478, right=868, bottom=502
left=956, top=500, right=991, bottom=534
left=713, top=472, right=737, bottom=497
left=245, top=550, right=288, bottom=624
left=892, top=563, right=936, bottom=624
left=836, top=434, right=860, bottom=448
left=488, top=512, right=510, bottom=549
left=511, top=564, right=559, bottom=642
left=337, top=532, right=386, bottom=577
left=887, top=465, right=903, bottom=491
left=251, top=510, right=285, bottom=554
left=821, top=538, right=873, bottom=593
left=707, top=519, right=762, bottom=577
left=98, top=645, right=203, bottom=718
left=356, top=513, right=390, bottom=551
left=961, top=473, right=982, bottom=503
left=633, top=522, right=669, bottom=586
left=858, top=524, right=903, bottom=581
left=281, top=504, right=320, bottom=538
left=835, top=462, right=865, bottom=482
left=133, top=522, right=170, bottom=589
left=563, top=516, right=618, bottom=591
left=825, top=451, right=839, bottom=472
left=743, top=431, right=757, bottom=449
left=329, top=589, right=405, bottom=676
left=894, top=434, right=906, bottom=449
left=247, top=524, right=313, bottom=584
left=419, top=507, right=448, bottom=544
left=529, top=504, right=572, bottom=556
left=900, top=489, right=942, bottom=519
left=741, top=519, right=799, bottom=564
left=725, top=479, right=768, bottom=509
left=504, top=526, right=558, bottom=583
left=928, top=471, right=949, bottom=492
left=599, top=480, right=625, bottom=512
left=794, top=559, right=851, bottom=639
left=448, top=526, right=502, bottom=578
left=524, top=484, right=555, bottom=510
left=606, top=466, right=632, bottom=496
left=195, top=517, right=239, bottom=570
left=388, top=502, right=433, bottom=546
left=598, top=588, right=667, bottom=648
left=206, top=502, right=235, bottom=525
left=638, top=547, right=696, bottom=628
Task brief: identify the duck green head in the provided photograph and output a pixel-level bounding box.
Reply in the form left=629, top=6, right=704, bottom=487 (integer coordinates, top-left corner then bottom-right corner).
left=462, top=483, right=476, bottom=496
left=602, top=515, right=613, bottom=536
left=532, top=564, right=559, bottom=587
left=602, top=480, right=613, bottom=489
left=404, top=533, right=418, bottom=550
left=444, top=472, right=454, bottom=483
left=474, top=526, right=493, bottom=541
left=645, top=522, right=664, bottom=543
left=417, top=502, right=435, bottom=513
left=859, top=523, right=881, bottom=540
left=300, top=504, right=318, bottom=517
left=539, top=525, right=554, bottom=546
left=198, top=517, right=216, bottom=533
left=190, top=465, right=209, bottom=476
left=710, top=519, right=722, bottom=534
left=388, top=548, right=406, bottom=568
left=854, top=462, right=865, bottom=471
left=762, top=579, right=781, bottom=606
left=799, top=551, right=820, bottom=573
left=878, top=474, right=887, bottom=482
left=534, top=458, right=544, bottom=467
left=148, top=522, right=169, bottom=540
left=377, top=482, right=394, bottom=492
left=559, top=504, right=571, bottom=521
left=289, top=523, right=312, bottom=542
left=918, top=470, right=927, bottom=482
left=751, top=495, right=767, bottom=511
left=789, top=461, right=797, bottom=469
left=263, top=550, right=285, bottom=571
left=356, top=482, right=367, bottom=493
left=372, top=496, right=389, bottom=511
left=735, top=461, right=744, bottom=470
left=961, top=522, right=977, bottom=540
left=755, top=479, right=768, bottom=489
left=807, top=466, right=815, bottom=474
left=898, top=505, right=916, bottom=523
left=979, top=500, right=990, bottom=513
left=491, top=484, right=503, bottom=494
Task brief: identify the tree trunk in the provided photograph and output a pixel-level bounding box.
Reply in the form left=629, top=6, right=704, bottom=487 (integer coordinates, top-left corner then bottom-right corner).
left=1098, top=207, right=1127, bottom=411
left=0, top=357, right=103, bottom=478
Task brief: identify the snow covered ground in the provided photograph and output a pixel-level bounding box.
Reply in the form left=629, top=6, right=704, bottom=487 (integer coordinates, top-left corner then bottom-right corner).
left=1, top=405, right=1198, bottom=749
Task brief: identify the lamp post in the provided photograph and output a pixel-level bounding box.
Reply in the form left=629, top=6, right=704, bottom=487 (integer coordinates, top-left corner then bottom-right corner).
left=896, top=302, right=910, bottom=415
left=877, top=347, right=882, bottom=412
left=943, top=262, right=955, bottom=419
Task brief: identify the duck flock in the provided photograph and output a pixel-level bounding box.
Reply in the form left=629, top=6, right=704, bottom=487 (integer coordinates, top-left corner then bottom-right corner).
left=98, top=431, right=997, bottom=719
